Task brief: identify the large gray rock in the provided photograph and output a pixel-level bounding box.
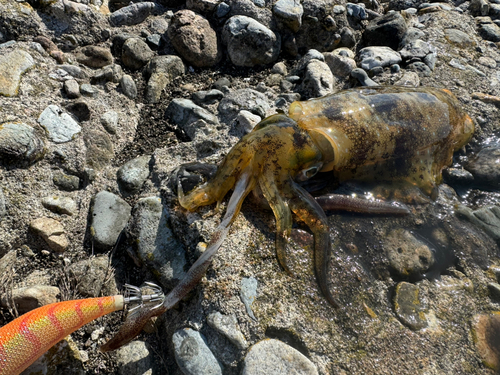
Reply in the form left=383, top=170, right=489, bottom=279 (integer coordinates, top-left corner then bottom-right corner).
left=363, top=12, right=407, bottom=50
left=300, top=60, right=334, bottom=98
left=218, top=88, right=271, bottom=123
left=121, top=38, right=154, bottom=70
left=168, top=10, right=221, bottom=68
left=90, top=191, right=131, bottom=249
left=242, top=339, right=318, bottom=375
left=357, top=46, right=402, bottom=70
left=172, top=328, right=223, bottom=375
left=0, top=122, right=45, bottom=165
left=128, top=197, right=187, bottom=288
left=222, top=15, right=281, bottom=67
left=465, top=146, right=500, bottom=187
left=117, top=155, right=152, bottom=195
left=37, top=105, right=82, bottom=143
left=109, top=2, right=157, bottom=26
left=145, top=55, right=185, bottom=104
left=273, top=0, right=303, bottom=32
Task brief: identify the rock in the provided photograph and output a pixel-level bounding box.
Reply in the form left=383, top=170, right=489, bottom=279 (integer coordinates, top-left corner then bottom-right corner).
left=59, top=64, right=86, bottom=79
left=85, top=129, right=114, bottom=170
left=478, top=20, right=500, bottom=42
left=65, top=101, right=90, bottom=122
left=144, top=55, right=185, bottom=104
left=120, top=74, right=138, bottom=99
left=273, top=0, right=303, bottom=32
left=218, top=88, right=270, bottom=123
left=117, top=155, right=152, bottom=195
left=242, top=339, right=318, bottom=375
left=23, top=337, right=85, bottom=375
left=470, top=0, right=489, bottom=16
left=444, top=28, right=475, bottom=48
left=358, top=47, right=402, bottom=70
left=121, top=38, right=154, bottom=70
left=0, top=49, right=35, bottom=97
left=0, top=188, right=6, bottom=218
left=68, top=256, right=119, bottom=297
left=384, top=229, right=434, bottom=277
left=231, top=110, right=261, bottom=137
left=346, top=3, right=367, bottom=20
left=38, top=105, right=82, bottom=143
left=63, top=80, right=80, bottom=99
left=80, top=83, right=98, bottom=97
left=0, top=122, right=45, bottom=165
left=100, top=111, right=118, bottom=134
left=128, top=197, right=187, bottom=288
left=109, top=2, right=156, bottom=26
left=271, top=62, right=288, bottom=75
left=76, top=46, right=113, bottom=69
left=186, top=0, right=220, bottom=14
left=223, top=15, right=280, bottom=67
left=350, top=68, right=378, bottom=86
left=0, top=284, right=60, bottom=313
left=172, top=328, right=223, bottom=375
left=363, top=12, right=407, bottom=50
left=296, top=49, right=325, bottom=72
left=53, top=171, right=80, bottom=191
left=472, top=313, right=500, bottom=371
left=456, top=205, right=500, bottom=241
left=116, top=341, right=153, bottom=375
left=41, top=196, right=77, bottom=216
left=146, top=33, right=162, bottom=50
left=465, top=146, right=500, bottom=187
left=166, top=98, right=218, bottom=138
left=207, top=311, right=249, bottom=349
left=394, top=71, right=420, bottom=87
left=168, top=10, right=221, bottom=68
left=407, top=61, right=432, bottom=77
left=398, top=39, right=432, bottom=60
left=216, top=2, right=231, bottom=17
left=240, top=277, right=258, bottom=320
left=90, top=191, right=132, bottom=249
left=300, top=60, right=334, bottom=98
left=488, top=282, right=500, bottom=301
left=393, top=282, right=428, bottom=330
left=192, top=89, right=224, bottom=105
left=0, top=251, right=16, bottom=276
left=30, top=217, right=69, bottom=253
left=323, top=52, right=356, bottom=77
left=92, top=64, right=123, bottom=84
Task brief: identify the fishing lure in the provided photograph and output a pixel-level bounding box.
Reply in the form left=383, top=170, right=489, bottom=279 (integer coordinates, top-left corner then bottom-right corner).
left=0, top=283, right=164, bottom=375
left=101, top=86, right=474, bottom=351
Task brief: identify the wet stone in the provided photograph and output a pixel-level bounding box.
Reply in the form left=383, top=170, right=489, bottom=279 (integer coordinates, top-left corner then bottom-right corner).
left=41, top=196, right=77, bottom=216
left=76, top=46, right=113, bottom=69
left=172, top=328, right=223, bottom=375
left=129, top=197, right=187, bottom=288
left=90, top=191, right=131, bottom=250
left=223, top=15, right=280, bottom=67
left=456, top=205, right=500, bottom=241
left=116, top=341, right=153, bottom=375
left=472, top=313, right=500, bottom=371
left=0, top=122, right=45, bottom=165
left=30, top=217, right=69, bottom=253
left=242, top=339, right=318, bottom=375
left=465, top=146, right=500, bottom=187
left=384, top=228, right=434, bottom=277
left=0, top=49, right=35, bottom=97
left=38, top=105, right=82, bottom=143
left=168, top=10, right=221, bottom=68
left=358, top=47, right=402, bottom=70
left=100, top=111, right=118, bottom=134
left=207, top=311, right=249, bottom=349
left=0, top=284, right=60, bottom=313
left=120, top=74, right=137, bottom=99
left=393, top=282, right=428, bottom=330
left=240, top=277, right=258, bottom=320
left=117, top=155, right=152, bottom=195
left=488, top=282, right=500, bottom=301
left=53, top=172, right=80, bottom=191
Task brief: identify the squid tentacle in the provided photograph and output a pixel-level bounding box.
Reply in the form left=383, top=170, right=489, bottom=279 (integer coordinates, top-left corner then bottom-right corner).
left=315, top=194, right=410, bottom=215
left=101, top=167, right=256, bottom=352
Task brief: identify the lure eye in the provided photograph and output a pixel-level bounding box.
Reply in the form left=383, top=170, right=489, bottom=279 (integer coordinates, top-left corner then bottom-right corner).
left=296, top=163, right=322, bottom=182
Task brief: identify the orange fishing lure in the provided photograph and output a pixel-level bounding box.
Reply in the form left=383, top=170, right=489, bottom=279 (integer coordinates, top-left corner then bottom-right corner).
left=0, top=296, right=124, bottom=375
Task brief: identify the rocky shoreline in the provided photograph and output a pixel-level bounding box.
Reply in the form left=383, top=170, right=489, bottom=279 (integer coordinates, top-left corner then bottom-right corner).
left=2, top=0, right=500, bottom=373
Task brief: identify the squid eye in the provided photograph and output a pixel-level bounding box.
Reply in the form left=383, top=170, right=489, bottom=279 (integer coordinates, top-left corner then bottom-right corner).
left=296, top=163, right=322, bottom=182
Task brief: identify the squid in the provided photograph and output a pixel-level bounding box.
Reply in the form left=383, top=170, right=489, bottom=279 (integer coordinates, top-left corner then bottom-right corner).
left=0, top=87, right=474, bottom=372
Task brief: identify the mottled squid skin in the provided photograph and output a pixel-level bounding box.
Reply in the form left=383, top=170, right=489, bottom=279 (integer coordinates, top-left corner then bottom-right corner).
left=0, top=296, right=123, bottom=375
left=176, top=86, right=474, bottom=307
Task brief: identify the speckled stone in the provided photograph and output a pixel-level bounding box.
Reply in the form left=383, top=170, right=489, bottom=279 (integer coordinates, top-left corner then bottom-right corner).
left=37, top=105, right=81, bottom=143
left=0, top=49, right=35, bottom=97
left=116, top=341, right=153, bottom=375
left=393, top=281, right=428, bottom=330
left=172, top=328, right=223, bottom=375
left=242, top=339, right=318, bottom=375
left=30, top=217, right=69, bottom=253
left=117, top=155, right=151, bottom=195
left=207, top=311, right=249, bottom=349
left=41, top=196, right=77, bottom=215
left=472, top=313, right=500, bottom=371
left=0, top=122, right=45, bottom=165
